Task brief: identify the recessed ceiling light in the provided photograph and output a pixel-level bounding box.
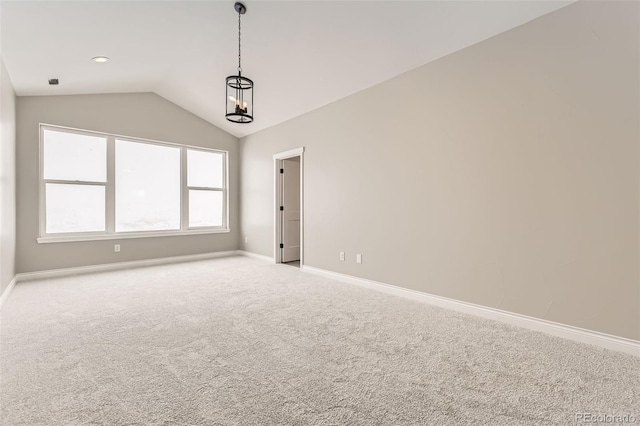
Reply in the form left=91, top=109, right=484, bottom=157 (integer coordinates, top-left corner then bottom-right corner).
left=92, top=56, right=110, bottom=63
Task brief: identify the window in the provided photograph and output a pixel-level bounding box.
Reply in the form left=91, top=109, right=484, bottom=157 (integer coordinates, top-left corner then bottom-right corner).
left=187, top=149, right=225, bottom=228
left=39, top=125, right=229, bottom=243
left=115, top=140, right=181, bottom=232
left=43, top=128, right=107, bottom=234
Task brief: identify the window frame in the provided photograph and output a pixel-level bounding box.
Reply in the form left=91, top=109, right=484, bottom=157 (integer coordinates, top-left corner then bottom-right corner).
left=41, top=126, right=108, bottom=237
left=185, top=147, right=227, bottom=229
left=38, top=124, right=230, bottom=244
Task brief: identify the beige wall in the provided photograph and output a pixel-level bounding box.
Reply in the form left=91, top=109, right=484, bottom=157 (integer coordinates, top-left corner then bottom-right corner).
left=240, top=1, right=639, bottom=340
left=1, top=58, right=16, bottom=295
left=16, top=93, right=239, bottom=273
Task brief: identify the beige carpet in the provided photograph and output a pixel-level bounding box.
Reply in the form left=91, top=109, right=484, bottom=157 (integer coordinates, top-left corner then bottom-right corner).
left=1, top=256, right=638, bottom=425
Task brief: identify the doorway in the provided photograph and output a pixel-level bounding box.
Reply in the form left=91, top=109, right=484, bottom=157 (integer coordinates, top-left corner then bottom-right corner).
left=273, top=147, right=304, bottom=267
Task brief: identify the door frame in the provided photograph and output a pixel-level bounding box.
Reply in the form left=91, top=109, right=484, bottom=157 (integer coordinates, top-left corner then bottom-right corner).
left=273, top=147, right=305, bottom=265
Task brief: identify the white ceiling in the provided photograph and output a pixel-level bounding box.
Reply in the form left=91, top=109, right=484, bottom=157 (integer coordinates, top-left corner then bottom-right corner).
left=1, top=0, right=572, bottom=138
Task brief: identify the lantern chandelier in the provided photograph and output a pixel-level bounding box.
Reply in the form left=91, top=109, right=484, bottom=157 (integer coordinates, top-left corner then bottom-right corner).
left=226, top=2, right=254, bottom=123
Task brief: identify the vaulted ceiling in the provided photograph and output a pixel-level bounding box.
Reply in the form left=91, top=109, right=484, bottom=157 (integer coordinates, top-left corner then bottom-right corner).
left=1, top=1, right=572, bottom=138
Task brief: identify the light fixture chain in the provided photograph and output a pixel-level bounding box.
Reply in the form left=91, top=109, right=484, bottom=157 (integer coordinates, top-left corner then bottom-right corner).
left=238, top=9, right=242, bottom=73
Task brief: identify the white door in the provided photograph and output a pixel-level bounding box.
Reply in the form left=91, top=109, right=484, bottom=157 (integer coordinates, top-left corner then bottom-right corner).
left=281, top=157, right=300, bottom=262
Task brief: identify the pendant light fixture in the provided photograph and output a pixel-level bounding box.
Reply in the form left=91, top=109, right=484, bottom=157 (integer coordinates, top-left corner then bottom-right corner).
left=226, top=2, right=254, bottom=123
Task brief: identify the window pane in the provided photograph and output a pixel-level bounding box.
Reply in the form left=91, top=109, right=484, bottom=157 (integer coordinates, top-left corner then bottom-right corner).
left=187, top=150, right=223, bottom=188
left=46, top=183, right=105, bottom=233
left=115, top=140, right=180, bottom=232
left=189, top=190, right=223, bottom=227
left=43, top=129, right=106, bottom=182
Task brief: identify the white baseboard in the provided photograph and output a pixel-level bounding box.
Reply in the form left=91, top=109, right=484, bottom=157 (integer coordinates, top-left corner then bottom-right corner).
left=236, top=250, right=274, bottom=263
left=301, top=265, right=640, bottom=357
left=0, top=276, right=18, bottom=311
left=6, top=250, right=638, bottom=357
left=14, top=250, right=240, bottom=283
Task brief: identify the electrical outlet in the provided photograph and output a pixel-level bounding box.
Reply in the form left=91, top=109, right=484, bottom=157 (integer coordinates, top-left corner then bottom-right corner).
left=114, top=244, right=120, bottom=252
left=245, top=236, right=248, bottom=244
left=356, top=254, right=362, bottom=264
left=339, top=251, right=345, bottom=261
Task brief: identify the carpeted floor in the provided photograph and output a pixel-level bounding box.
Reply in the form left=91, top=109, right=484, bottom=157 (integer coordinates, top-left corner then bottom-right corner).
left=1, top=256, right=638, bottom=425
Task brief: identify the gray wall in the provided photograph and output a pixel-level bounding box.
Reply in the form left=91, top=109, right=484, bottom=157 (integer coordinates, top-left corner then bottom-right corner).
left=240, top=1, right=640, bottom=340
left=1, top=58, right=16, bottom=295
left=17, top=93, right=239, bottom=273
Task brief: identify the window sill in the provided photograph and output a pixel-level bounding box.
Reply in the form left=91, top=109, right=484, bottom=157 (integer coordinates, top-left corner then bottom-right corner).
left=37, top=228, right=231, bottom=244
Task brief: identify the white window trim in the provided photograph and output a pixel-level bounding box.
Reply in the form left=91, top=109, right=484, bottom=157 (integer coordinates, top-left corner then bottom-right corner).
left=38, top=123, right=230, bottom=244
